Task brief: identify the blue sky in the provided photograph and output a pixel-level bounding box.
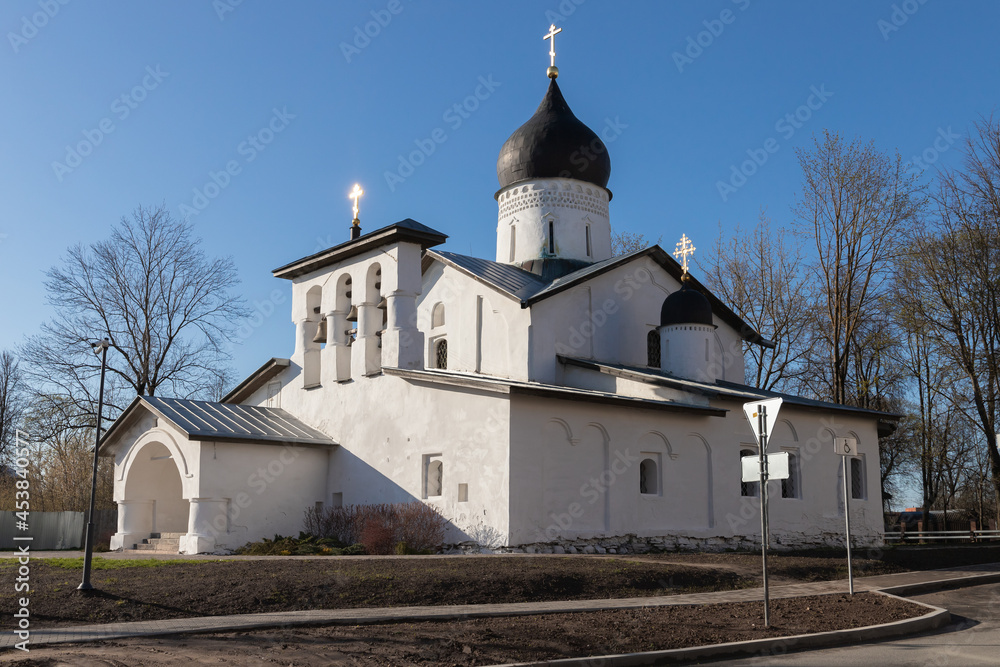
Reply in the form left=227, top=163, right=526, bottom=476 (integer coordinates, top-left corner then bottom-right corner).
left=1, top=0, right=997, bottom=396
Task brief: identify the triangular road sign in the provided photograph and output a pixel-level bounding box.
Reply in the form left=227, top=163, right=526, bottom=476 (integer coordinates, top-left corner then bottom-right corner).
left=742, top=398, right=783, bottom=448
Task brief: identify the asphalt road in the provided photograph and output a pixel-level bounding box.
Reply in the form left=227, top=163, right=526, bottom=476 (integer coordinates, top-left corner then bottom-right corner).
left=705, top=582, right=1000, bottom=666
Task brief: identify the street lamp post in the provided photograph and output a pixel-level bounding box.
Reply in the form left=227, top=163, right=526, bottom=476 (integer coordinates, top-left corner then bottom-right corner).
left=78, top=338, right=110, bottom=592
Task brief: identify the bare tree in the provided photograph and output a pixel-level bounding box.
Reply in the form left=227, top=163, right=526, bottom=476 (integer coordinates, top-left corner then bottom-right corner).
left=611, top=229, right=661, bottom=257
left=699, top=210, right=813, bottom=391
left=0, top=351, right=26, bottom=464
left=895, top=116, right=1000, bottom=504
left=19, top=204, right=245, bottom=431
left=794, top=131, right=924, bottom=405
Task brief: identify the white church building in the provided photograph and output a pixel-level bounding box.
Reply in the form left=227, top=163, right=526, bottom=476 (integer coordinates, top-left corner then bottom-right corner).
left=99, top=55, right=893, bottom=555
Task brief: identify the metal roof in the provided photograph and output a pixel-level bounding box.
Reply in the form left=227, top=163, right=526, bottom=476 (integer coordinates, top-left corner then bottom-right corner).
left=430, top=251, right=547, bottom=300
left=104, top=396, right=335, bottom=448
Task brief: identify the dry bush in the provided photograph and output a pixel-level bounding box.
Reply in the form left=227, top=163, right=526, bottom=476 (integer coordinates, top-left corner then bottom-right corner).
left=303, top=501, right=445, bottom=554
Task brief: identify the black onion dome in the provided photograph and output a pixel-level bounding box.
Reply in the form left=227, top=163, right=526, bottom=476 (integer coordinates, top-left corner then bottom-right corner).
left=497, top=79, right=611, bottom=190
left=660, top=284, right=715, bottom=327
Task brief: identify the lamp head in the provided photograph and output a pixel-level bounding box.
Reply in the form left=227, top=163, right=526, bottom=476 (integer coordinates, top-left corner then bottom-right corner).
left=92, top=338, right=111, bottom=355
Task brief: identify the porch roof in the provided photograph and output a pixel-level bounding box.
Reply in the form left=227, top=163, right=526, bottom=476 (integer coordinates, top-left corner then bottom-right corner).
left=101, top=396, right=336, bottom=450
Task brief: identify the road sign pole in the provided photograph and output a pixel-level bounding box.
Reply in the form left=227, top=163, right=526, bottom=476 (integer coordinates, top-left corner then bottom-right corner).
left=843, top=456, right=854, bottom=595
left=758, top=405, right=770, bottom=627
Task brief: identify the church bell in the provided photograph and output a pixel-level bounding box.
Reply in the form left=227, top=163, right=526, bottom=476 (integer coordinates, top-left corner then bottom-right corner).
left=346, top=305, right=359, bottom=322
left=311, top=319, right=328, bottom=344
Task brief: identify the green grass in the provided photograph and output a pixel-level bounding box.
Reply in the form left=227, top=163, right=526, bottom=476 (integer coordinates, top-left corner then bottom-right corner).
left=0, top=557, right=216, bottom=570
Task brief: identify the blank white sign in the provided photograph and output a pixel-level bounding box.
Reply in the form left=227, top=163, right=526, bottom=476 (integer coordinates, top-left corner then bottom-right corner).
left=741, top=451, right=790, bottom=483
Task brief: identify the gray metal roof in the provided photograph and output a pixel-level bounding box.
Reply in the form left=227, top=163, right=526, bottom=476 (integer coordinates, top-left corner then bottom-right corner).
left=431, top=250, right=548, bottom=300
left=124, top=396, right=335, bottom=446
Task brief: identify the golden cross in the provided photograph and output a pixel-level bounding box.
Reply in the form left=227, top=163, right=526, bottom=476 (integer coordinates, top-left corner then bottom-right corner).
left=674, top=234, right=696, bottom=274
left=349, top=183, right=364, bottom=221
left=543, top=24, right=562, bottom=68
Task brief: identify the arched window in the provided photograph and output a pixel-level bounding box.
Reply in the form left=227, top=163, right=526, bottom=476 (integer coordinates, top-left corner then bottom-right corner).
left=548, top=220, right=555, bottom=254
left=647, top=330, right=661, bottom=367
left=850, top=457, right=865, bottom=499
left=740, top=448, right=758, bottom=497
left=781, top=452, right=799, bottom=499
left=639, top=458, right=658, bottom=495
left=424, top=457, right=443, bottom=498
left=585, top=224, right=592, bottom=258
left=435, top=339, right=448, bottom=369
left=509, top=225, right=516, bottom=262
left=432, top=302, right=446, bottom=328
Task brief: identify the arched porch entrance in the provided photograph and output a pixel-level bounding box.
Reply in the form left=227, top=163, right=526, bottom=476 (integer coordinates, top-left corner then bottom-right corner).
left=110, top=441, right=189, bottom=550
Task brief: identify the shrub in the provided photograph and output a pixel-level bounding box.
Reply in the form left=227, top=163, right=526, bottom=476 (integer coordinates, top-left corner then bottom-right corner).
left=303, top=502, right=446, bottom=555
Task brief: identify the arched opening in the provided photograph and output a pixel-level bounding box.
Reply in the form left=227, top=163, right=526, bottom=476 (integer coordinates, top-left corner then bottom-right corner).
left=304, top=286, right=323, bottom=387
left=122, top=441, right=188, bottom=537
left=639, top=458, right=658, bottom=495
left=424, top=457, right=443, bottom=498
left=432, top=302, right=446, bottom=328
left=647, top=329, right=661, bottom=367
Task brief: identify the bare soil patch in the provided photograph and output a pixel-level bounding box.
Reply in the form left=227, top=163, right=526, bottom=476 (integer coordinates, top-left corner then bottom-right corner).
left=0, top=592, right=927, bottom=666
left=0, top=557, right=752, bottom=627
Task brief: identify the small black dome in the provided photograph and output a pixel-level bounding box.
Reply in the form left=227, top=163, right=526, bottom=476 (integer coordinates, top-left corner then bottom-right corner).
left=497, top=79, right=611, bottom=190
left=660, top=284, right=715, bottom=327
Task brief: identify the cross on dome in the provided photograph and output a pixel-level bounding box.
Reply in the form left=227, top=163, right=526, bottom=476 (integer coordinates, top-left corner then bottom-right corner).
left=674, top=234, right=696, bottom=274
left=349, top=183, right=364, bottom=222
left=543, top=24, right=562, bottom=78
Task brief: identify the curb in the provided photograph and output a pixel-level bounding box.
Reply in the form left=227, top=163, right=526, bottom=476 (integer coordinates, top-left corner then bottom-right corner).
left=491, top=594, right=950, bottom=666
left=878, top=571, right=1000, bottom=597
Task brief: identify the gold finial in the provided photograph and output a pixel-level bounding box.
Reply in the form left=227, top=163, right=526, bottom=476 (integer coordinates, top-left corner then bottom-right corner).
left=349, top=183, right=364, bottom=224
left=543, top=24, right=562, bottom=79
left=673, top=234, right=696, bottom=275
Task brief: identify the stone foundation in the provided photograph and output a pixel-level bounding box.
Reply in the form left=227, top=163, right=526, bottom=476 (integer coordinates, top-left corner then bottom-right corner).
left=444, top=531, right=884, bottom=555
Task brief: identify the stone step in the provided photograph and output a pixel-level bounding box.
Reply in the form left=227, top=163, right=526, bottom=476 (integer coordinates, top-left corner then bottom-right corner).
left=149, top=532, right=185, bottom=539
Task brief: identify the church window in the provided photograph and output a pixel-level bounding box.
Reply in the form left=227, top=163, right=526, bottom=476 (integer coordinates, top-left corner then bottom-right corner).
left=850, top=457, right=865, bottom=499
left=424, top=455, right=443, bottom=498
left=639, top=458, right=658, bottom=495
left=740, top=448, right=758, bottom=497
left=265, top=381, right=281, bottom=408
left=509, top=226, right=516, bottom=262
left=548, top=220, right=555, bottom=254
left=647, top=330, right=661, bottom=367
left=781, top=452, right=800, bottom=499
left=435, top=338, right=448, bottom=369
left=585, top=225, right=592, bottom=257
left=458, top=483, right=468, bottom=502
left=432, top=302, right=446, bottom=328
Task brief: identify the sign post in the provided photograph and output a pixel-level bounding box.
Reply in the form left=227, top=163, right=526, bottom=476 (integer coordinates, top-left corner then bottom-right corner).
left=834, top=437, right=857, bottom=595
left=743, top=397, right=783, bottom=628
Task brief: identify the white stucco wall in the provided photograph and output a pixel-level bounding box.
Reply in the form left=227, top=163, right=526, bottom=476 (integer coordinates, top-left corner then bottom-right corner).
left=416, top=262, right=531, bottom=380
left=507, top=392, right=884, bottom=549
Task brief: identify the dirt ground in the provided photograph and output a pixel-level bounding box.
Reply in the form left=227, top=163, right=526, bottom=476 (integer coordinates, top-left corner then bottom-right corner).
left=0, top=592, right=926, bottom=666
left=1, top=557, right=753, bottom=627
